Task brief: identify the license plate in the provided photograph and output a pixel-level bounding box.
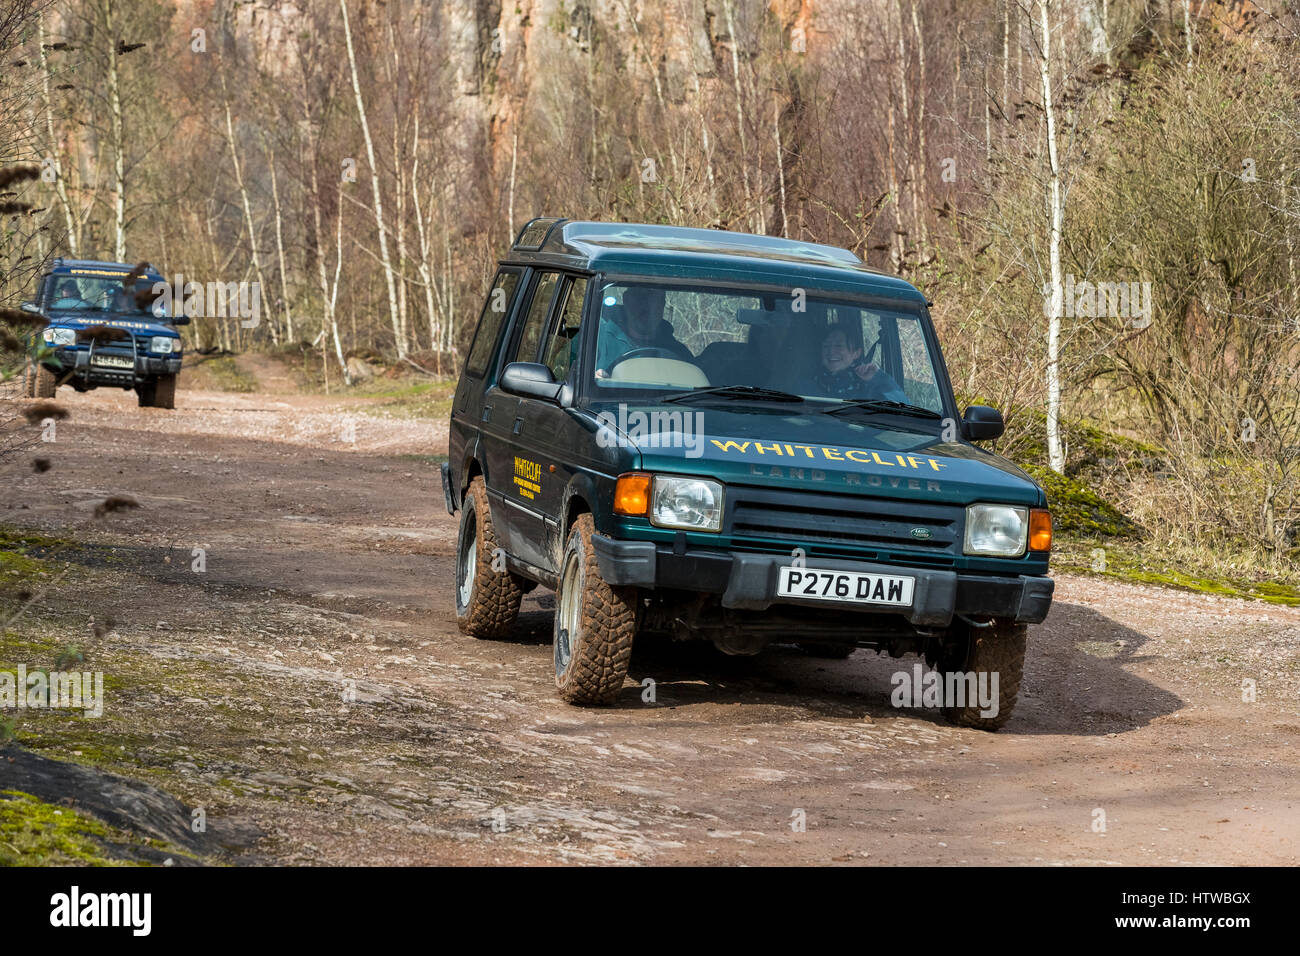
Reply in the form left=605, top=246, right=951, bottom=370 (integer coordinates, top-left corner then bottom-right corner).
left=777, top=567, right=915, bottom=607
left=92, top=354, right=134, bottom=369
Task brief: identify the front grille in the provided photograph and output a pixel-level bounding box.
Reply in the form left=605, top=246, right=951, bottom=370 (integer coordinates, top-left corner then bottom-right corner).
left=728, top=485, right=962, bottom=557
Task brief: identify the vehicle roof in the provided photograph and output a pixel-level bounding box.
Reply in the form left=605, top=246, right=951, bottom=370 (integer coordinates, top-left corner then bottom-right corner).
left=45, top=258, right=163, bottom=278
left=505, top=219, right=926, bottom=303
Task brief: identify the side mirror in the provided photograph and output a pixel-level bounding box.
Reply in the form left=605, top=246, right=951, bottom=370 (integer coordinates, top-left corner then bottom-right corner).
left=20, top=301, right=39, bottom=313
left=500, top=362, right=562, bottom=402
left=170, top=314, right=191, bottom=325
left=962, top=405, right=1004, bottom=441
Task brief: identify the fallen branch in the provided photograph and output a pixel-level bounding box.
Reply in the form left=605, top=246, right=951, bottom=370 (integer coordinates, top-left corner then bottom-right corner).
left=402, top=356, right=438, bottom=377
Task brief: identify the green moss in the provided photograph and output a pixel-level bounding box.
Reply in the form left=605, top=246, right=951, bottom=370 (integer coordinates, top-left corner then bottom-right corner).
left=0, top=550, right=45, bottom=577
left=0, top=529, right=72, bottom=552
left=1022, top=464, right=1141, bottom=539
left=0, top=633, right=62, bottom=670
left=0, top=790, right=128, bottom=866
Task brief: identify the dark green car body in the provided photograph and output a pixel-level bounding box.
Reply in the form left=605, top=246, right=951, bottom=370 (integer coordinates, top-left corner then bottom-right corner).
left=444, top=219, right=1052, bottom=661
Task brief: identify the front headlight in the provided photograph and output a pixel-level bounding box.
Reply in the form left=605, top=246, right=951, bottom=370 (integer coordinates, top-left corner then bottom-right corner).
left=42, top=327, right=76, bottom=346
left=650, top=476, right=723, bottom=532
left=964, top=503, right=1028, bottom=557
left=150, top=336, right=176, bottom=354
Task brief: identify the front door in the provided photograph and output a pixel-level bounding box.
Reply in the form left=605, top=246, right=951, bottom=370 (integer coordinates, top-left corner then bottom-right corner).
left=483, top=269, right=561, bottom=571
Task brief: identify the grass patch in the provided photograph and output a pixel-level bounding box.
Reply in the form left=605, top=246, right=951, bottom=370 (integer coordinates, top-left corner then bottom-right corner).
left=361, top=379, right=456, bottom=420
left=0, top=790, right=127, bottom=866
left=1052, top=538, right=1300, bottom=606
left=184, top=354, right=257, bottom=393
left=396, top=453, right=449, bottom=466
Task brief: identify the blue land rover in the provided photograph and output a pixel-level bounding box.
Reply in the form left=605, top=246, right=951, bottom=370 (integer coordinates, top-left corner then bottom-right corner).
left=22, top=259, right=186, bottom=408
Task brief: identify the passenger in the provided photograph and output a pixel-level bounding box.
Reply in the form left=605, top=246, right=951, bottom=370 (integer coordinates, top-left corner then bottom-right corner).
left=807, top=324, right=909, bottom=402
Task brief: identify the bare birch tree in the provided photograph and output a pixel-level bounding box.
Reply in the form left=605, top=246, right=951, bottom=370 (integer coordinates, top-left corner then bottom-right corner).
left=339, top=0, right=404, bottom=358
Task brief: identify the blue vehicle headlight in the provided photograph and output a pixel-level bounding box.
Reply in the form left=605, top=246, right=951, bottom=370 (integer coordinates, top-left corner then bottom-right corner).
left=42, top=328, right=76, bottom=346
left=150, top=336, right=177, bottom=354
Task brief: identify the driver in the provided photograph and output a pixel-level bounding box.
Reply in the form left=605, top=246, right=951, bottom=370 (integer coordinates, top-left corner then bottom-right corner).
left=52, top=279, right=83, bottom=306
left=594, top=286, right=692, bottom=379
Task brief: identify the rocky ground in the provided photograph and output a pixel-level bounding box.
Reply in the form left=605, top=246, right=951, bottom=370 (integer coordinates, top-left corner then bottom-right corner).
left=1, top=362, right=1298, bottom=865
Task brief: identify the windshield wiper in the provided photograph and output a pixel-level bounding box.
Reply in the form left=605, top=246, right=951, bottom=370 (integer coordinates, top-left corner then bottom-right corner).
left=823, top=398, right=942, bottom=420
left=664, top=385, right=807, bottom=405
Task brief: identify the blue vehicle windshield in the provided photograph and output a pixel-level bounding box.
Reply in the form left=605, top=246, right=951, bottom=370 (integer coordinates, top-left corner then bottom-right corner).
left=47, top=275, right=159, bottom=315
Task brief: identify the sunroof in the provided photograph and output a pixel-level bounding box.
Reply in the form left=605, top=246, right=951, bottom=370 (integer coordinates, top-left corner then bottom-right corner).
left=555, top=221, right=861, bottom=265
left=513, top=217, right=566, bottom=251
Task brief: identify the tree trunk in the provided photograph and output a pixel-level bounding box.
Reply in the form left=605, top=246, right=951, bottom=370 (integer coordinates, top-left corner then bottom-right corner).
left=1038, top=0, right=1066, bottom=475
left=105, top=2, right=126, bottom=261
left=223, top=98, right=275, bottom=344
left=910, top=0, right=929, bottom=254
left=38, top=13, right=79, bottom=255
left=264, top=138, right=294, bottom=343
left=309, top=153, right=351, bottom=386
left=339, top=0, right=405, bottom=358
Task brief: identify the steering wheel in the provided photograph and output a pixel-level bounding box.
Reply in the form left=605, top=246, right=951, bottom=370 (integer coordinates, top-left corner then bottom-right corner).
left=607, top=347, right=685, bottom=371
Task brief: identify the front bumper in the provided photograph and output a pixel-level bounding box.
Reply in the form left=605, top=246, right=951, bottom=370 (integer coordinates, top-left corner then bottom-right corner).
left=591, top=536, right=1054, bottom=627
left=57, top=350, right=181, bottom=384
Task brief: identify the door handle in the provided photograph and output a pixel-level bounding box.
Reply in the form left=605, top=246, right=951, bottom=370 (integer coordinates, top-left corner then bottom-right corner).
left=512, top=417, right=524, bottom=436
left=481, top=404, right=493, bottom=422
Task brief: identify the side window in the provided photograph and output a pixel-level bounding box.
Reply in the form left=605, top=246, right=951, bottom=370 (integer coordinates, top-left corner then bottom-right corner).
left=897, top=316, right=941, bottom=411
left=542, top=277, right=588, bottom=381
left=511, top=271, right=560, bottom=364
left=465, top=270, right=521, bottom=377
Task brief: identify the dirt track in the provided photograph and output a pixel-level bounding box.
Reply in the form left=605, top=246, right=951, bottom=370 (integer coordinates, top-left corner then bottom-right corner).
left=4, top=368, right=1300, bottom=865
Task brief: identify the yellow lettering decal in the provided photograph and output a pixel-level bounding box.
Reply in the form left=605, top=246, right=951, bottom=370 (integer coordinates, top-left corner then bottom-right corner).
left=871, top=452, right=895, bottom=466
left=754, top=442, right=783, bottom=455
left=906, top=456, right=922, bottom=469
left=821, top=447, right=843, bottom=461
left=712, top=440, right=751, bottom=454
left=513, top=456, right=543, bottom=498
left=845, top=449, right=872, bottom=464
left=927, top=458, right=946, bottom=471
left=792, top=444, right=816, bottom=458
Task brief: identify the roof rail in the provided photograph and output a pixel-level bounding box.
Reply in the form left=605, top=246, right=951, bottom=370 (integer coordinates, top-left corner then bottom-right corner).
left=513, top=217, right=568, bottom=252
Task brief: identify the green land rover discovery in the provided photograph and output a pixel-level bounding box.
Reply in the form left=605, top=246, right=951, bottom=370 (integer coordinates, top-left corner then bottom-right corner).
left=442, top=218, right=1053, bottom=730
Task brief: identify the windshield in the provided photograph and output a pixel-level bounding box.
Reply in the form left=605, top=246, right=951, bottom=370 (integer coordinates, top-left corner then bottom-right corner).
left=587, top=279, right=947, bottom=413
left=45, top=275, right=159, bottom=315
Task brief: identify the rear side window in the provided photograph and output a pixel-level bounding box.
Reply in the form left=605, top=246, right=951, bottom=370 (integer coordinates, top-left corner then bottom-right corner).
left=542, top=277, right=588, bottom=381
left=511, top=271, right=560, bottom=364
left=465, top=270, right=521, bottom=377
